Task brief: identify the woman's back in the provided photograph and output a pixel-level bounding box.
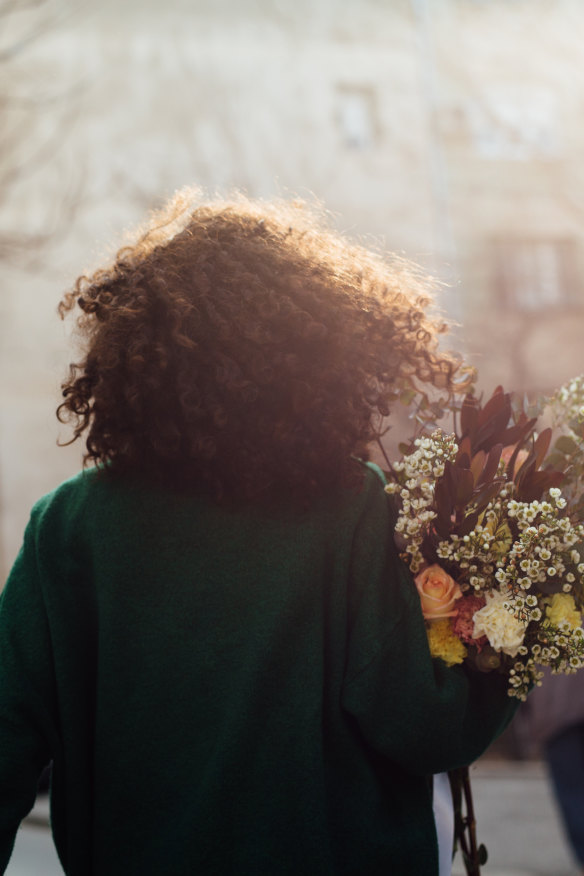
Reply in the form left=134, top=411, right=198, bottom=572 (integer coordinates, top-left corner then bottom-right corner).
left=1, top=465, right=415, bottom=873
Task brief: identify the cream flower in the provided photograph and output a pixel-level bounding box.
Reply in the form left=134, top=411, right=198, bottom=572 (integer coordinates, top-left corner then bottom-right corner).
left=472, top=591, right=527, bottom=657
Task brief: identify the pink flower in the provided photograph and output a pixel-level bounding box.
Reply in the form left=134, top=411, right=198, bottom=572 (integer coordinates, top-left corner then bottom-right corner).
left=414, top=564, right=463, bottom=620
left=452, top=595, right=488, bottom=650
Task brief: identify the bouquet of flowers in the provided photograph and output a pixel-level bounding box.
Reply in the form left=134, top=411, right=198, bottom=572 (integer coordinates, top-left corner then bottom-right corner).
left=377, top=376, right=584, bottom=875
left=382, top=382, right=584, bottom=701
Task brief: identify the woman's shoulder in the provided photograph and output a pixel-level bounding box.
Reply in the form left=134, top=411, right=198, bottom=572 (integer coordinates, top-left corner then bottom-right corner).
left=32, top=466, right=105, bottom=513
left=27, top=467, right=126, bottom=543
left=28, top=460, right=391, bottom=537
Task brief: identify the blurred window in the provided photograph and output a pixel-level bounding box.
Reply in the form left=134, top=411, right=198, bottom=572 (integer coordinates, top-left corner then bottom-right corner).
left=469, top=88, right=559, bottom=160
left=335, top=85, right=377, bottom=149
left=492, top=239, right=578, bottom=311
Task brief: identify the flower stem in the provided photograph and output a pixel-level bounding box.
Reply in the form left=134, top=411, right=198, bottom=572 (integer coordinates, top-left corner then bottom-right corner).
left=448, top=766, right=484, bottom=876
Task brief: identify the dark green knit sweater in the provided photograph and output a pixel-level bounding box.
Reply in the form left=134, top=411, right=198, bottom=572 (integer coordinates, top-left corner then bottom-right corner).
left=0, top=465, right=516, bottom=874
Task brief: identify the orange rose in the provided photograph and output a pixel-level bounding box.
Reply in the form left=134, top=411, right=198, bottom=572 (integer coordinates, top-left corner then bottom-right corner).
left=415, top=564, right=463, bottom=620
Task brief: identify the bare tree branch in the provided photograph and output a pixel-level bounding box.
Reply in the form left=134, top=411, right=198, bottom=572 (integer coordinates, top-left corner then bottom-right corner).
left=0, top=0, right=85, bottom=266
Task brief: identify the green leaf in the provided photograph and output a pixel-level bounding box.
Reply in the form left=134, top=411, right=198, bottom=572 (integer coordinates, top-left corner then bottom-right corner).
left=478, top=844, right=488, bottom=865
left=545, top=450, right=566, bottom=469
left=572, top=503, right=584, bottom=524
left=554, top=435, right=579, bottom=456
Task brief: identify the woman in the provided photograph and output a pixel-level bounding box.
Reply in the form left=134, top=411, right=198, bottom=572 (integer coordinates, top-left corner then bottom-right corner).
left=0, top=190, right=516, bottom=874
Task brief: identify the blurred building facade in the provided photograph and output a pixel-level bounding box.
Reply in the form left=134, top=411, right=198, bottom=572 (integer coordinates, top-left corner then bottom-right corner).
left=1, top=0, right=584, bottom=573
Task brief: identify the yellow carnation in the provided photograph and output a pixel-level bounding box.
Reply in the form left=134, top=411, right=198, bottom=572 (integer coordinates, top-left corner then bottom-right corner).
left=546, top=593, right=582, bottom=629
left=426, top=619, right=467, bottom=667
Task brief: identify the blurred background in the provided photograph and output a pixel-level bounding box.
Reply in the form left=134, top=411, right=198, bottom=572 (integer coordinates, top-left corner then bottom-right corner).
left=1, top=0, right=584, bottom=577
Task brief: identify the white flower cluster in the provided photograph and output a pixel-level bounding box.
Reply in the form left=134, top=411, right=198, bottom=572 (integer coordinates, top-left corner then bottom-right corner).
left=489, top=488, right=584, bottom=699
left=498, top=489, right=584, bottom=595
left=550, top=375, right=584, bottom=427
left=435, top=537, right=494, bottom=589
left=385, top=431, right=457, bottom=572
left=507, top=623, right=584, bottom=700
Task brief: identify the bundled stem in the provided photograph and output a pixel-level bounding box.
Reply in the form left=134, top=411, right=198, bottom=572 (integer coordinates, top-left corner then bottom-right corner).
left=448, top=767, right=487, bottom=875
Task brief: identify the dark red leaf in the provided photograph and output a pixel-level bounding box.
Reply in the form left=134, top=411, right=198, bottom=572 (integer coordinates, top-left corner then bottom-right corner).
left=456, top=451, right=471, bottom=471
left=472, top=480, right=504, bottom=515
left=500, top=417, right=537, bottom=448
left=458, top=436, right=472, bottom=461
left=477, top=387, right=508, bottom=429
left=515, top=470, right=565, bottom=503
left=460, top=396, right=479, bottom=439
left=470, top=450, right=487, bottom=486
left=477, top=444, right=503, bottom=487
left=457, top=510, right=479, bottom=537
left=453, top=467, right=475, bottom=508
left=475, top=404, right=513, bottom=451
left=533, top=428, right=553, bottom=471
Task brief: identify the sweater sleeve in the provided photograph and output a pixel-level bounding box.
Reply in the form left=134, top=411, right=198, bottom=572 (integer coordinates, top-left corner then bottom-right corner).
left=0, top=506, right=58, bottom=873
left=341, top=471, right=518, bottom=776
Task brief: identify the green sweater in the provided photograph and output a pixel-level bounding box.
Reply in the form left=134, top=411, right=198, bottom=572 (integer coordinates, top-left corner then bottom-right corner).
left=0, top=465, right=516, bottom=875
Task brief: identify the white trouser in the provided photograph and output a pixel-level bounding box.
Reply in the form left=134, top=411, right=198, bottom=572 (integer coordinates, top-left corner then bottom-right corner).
left=433, top=772, right=454, bottom=876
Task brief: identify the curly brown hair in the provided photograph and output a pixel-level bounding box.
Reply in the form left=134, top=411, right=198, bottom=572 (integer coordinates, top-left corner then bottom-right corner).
left=57, top=189, right=466, bottom=506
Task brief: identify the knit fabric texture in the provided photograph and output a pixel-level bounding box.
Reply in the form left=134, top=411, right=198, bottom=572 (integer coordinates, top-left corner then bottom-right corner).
left=0, top=465, right=517, bottom=874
